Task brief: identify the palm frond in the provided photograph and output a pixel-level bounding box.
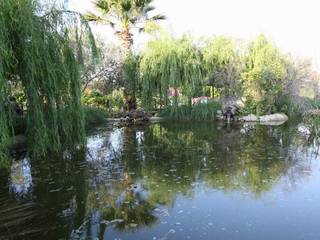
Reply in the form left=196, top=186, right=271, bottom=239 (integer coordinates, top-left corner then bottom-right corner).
left=149, top=14, right=166, bottom=21
left=93, top=0, right=110, bottom=12
left=138, top=27, right=145, bottom=33
left=129, top=17, right=138, bottom=24
left=84, top=12, right=104, bottom=22
left=120, top=0, right=133, bottom=12
left=143, top=5, right=155, bottom=13
left=134, top=0, right=148, bottom=8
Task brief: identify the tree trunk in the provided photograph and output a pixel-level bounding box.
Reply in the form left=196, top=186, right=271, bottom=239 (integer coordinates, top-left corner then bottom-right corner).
left=116, top=28, right=134, bottom=56
left=123, top=90, right=136, bottom=112
left=116, top=28, right=137, bottom=112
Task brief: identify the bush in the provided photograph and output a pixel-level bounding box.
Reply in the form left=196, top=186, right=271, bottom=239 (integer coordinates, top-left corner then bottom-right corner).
left=83, top=106, right=108, bottom=130
left=160, top=101, right=220, bottom=121
left=239, top=95, right=307, bottom=117
left=82, top=91, right=109, bottom=109
left=273, top=96, right=305, bottom=118
left=82, top=90, right=124, bottom=112
left=239, top=96, right=266, bottom=116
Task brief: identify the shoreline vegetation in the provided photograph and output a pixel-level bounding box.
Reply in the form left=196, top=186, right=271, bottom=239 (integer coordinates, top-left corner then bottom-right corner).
left=2, top=0, right=320, bottom=168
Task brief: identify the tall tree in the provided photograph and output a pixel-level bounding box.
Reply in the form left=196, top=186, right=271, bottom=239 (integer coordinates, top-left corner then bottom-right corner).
left=139, top=36, right=204, bottom=110
left=203, top=37, right=245, bottom=97
left=0, top=0, right=97, bottom=166
left=242, top=35, right=286, bottom=114
left=85, top=0, right=165, bottom=111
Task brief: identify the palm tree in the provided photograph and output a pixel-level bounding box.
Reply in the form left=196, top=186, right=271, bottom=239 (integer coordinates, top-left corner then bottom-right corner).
left=85, top=0, right=165, bottom=111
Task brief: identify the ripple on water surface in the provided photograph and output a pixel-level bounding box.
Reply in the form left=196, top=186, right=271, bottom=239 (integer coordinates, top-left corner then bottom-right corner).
left=1, top=122, right=320, bottom=240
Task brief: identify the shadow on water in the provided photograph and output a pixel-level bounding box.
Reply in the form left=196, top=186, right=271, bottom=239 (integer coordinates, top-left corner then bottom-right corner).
left=1, top=121, right=320, bottom=240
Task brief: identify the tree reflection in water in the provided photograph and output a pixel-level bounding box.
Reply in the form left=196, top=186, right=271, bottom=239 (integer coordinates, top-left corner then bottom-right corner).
left=1, top=121, right=320, bottom=240
left=79, top=121, right=318, bottom=238
left=9, top=158, right=32, bottom=198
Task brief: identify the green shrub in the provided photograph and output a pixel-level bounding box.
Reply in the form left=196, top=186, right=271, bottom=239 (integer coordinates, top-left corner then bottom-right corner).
left=240, top=95, right=305, bottom=117
left=83, top=106, right=108, bottom=130
left=273, top=96, right=305, bottom=118
left=239, top=96, right=265, bottom=116
left=82, top=90, right=124, bottom=112
left=160, top=101, right=220, bottom=121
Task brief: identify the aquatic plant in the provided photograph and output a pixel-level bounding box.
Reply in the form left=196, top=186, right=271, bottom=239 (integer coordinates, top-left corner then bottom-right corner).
left=0, top=0, right=97, bottom=166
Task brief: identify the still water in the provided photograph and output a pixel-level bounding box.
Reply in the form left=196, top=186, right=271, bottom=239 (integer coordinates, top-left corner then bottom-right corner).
left=1, top=121, right=320, bottom=240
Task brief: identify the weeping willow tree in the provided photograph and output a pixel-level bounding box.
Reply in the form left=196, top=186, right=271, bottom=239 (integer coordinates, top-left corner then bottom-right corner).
left=0, top=0, right=97, bottom=166
left=203, top=36, right=245, bottom=97
left=139, top=36, right=205, bottom=111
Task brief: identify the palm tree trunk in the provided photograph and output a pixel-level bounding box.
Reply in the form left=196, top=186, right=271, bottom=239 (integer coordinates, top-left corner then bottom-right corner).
left=117, top=28, right=137, bottom=112
left=117, top=29, right=133, bottom=56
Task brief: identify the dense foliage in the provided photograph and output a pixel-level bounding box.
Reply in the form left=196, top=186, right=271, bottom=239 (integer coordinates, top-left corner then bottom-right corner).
left=0, top=0, right=97, bottom=166
left=139, top=36, right=205, bottom=110
left=137, top=34, right=319, bottom=118
left=203, top=36, right=245, bottom=97
left=159, top=102, right=221, bottom=121
left=82, top=89, right=124, bottom=112
left=242, top=35, right=287, bottom=114
left=1, top=1, right=320, bottom=167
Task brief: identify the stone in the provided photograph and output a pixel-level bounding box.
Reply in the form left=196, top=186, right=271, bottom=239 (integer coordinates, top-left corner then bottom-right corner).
left=220, top=97, right=245, bottom=121
left=259, top=113, right=288, bottom=122
left=239, top=114, right=258, bottom=122
left=239, top=113, right=288, bottom=125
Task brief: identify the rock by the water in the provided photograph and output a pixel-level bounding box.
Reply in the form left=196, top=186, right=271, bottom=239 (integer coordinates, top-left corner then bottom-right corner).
left=259, top=113, right=288, bottom=122
left=239, top=114, right=258, bottom=122
left=220, top=97, right=244, bottom=112
left=220, top=97, right=244, bottom=121
left=216, top=110, right=224, bottom=120
left=239, top=113, right=288, bottom=124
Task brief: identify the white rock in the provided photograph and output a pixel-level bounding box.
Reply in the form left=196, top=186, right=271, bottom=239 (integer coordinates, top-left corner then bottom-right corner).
left=239, top=114, right=258, bottom=122
left=239, top=113, right=288, bottom=124
left=259, top=113, right=288, bottom=122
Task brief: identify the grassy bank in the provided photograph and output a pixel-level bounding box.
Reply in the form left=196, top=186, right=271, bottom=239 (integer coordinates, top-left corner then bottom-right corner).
left=83, top=106, right=109, bottom=130
left=160, top=102, right=221, bottom=121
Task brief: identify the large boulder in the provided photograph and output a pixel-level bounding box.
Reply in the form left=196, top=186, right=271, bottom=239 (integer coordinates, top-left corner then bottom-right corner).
left=239, top=114, right=259, bottom=122
left=259, top=113, right=288, bottom=122
left=239, top=113, right=288, bottom=125
left=220, top=97, right=244, bottom=117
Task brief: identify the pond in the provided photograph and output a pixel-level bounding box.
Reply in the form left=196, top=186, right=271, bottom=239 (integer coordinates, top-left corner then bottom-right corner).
left=1, top=121, right=320, bottom=240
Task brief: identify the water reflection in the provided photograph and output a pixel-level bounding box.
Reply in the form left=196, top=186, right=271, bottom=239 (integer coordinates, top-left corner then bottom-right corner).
left=1, top=122, right=320, bottom=240
left=9, top=158, right=32, bottom=198
left=87, top=129, right=124, bottom=162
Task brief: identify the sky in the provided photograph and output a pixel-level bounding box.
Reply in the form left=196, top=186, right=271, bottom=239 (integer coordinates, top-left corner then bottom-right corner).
left=69, top=0, right=320, bottom=67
